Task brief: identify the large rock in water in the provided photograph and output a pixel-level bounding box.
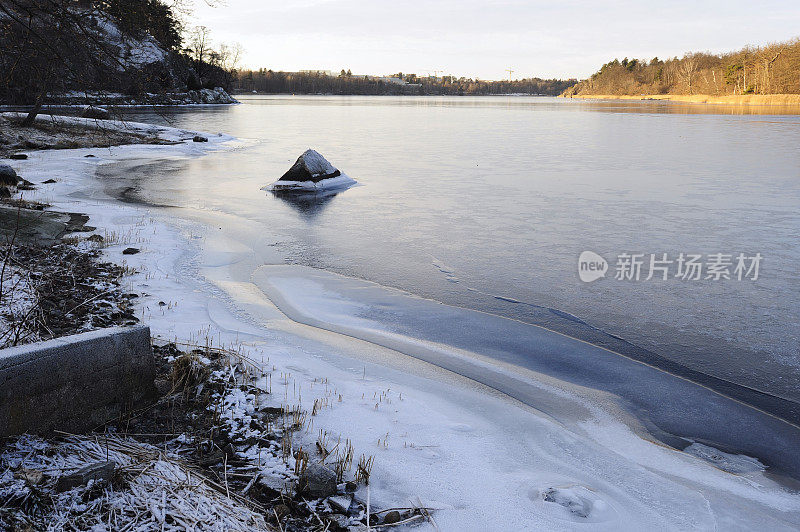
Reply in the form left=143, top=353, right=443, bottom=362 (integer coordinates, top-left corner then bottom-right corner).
left=266, top=149, right=357, bottom=192
left=81, top=106, right=110, bottom=119
left=280, top=149, right=341, bottom=183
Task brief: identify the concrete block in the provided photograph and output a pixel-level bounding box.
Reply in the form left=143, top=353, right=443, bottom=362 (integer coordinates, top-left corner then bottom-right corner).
left=0, top=325, right=155, bottom=437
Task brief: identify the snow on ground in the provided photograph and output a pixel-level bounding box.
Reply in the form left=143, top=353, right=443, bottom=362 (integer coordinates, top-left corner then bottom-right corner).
left=0, top=266, right=38, bottom=348
left=1, top=112, right=227, bottom=144
left=4, top=134, right=800, bottom=530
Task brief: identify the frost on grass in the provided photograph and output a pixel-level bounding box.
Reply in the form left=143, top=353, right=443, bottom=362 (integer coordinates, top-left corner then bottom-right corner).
left=0, top=264, right=38, bottom=348
left=0, top=434, right=268, bottom=531
left=0, top=240, right=138, bottom=348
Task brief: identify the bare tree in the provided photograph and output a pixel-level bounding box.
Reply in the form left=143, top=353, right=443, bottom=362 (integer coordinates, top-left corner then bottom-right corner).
left=757, top=46, right=785, bottom=94
left=678, top=53, right=698, bottom=94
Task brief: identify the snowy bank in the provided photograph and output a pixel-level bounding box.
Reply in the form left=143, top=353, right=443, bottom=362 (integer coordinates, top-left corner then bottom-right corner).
left=1, top=112, right=232, bottom=145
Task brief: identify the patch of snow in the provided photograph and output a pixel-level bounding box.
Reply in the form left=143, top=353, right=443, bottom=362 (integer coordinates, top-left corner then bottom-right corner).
left=266, top=173, right=358, bottom=192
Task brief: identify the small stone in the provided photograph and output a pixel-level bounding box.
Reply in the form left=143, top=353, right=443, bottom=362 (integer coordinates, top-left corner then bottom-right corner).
left=274, top=503, right=291, bottom=520
left=15, top=467, right=44, bottom=486
left=328, top=514, right=350, bottom=530
left=87, top=234, right=104, bottom=242
left=344, top=481, right=357, bottom=493
left=56, top=461, right=115, bottom=492
left=158, top=301, right=166, bottom=306
left=298, top=463, right=338, bottom=498
left=260, top=473, right=289, bottom=493
left=9, top=153, right=27, bottom=160
left=193, top=135, right=208, bottom=143
left=382, top=510, right=402, bottom=524
left=42, top=178, right=57, bottom=184
left=122, top=247, right=140, bottom=255
left=84, top=154, right=96, bottom=158
left=328, top=495, right=352, bottom=513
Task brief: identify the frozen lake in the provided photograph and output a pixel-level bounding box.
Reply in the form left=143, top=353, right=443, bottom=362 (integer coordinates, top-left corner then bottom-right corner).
left=115, top=95, right=799, bottom=415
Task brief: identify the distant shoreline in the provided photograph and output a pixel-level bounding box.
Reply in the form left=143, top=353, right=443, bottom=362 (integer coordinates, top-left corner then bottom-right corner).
left=563, top=93, right=800, bottom=106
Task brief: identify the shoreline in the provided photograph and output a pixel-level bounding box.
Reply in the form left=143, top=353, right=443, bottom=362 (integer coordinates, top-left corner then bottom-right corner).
left=2, top=120, right=800, bottom=528
left=563, top=93, right=800, bottom=106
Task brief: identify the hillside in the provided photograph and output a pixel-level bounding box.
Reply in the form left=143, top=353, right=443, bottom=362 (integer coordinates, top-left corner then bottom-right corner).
left=0, top=1, right=235, bottom=107
left=563, top=37, right=800, bottom=98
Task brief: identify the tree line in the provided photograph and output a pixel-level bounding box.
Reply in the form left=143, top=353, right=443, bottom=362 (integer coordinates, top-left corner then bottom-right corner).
left=231, top=70, right=577, bottom=96
left=564, top=37, right=800, bottom=96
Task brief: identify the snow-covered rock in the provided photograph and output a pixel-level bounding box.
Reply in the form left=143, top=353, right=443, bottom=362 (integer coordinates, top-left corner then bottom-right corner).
left=265, top=149, right=357, bottom=192
left=81, top=106, right=110, bottom=119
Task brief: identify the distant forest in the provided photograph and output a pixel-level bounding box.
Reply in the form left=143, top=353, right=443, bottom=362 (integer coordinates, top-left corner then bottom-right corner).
left=564, top=37, right=800, bottom=96
left=231, top=70, right=577, bottom=96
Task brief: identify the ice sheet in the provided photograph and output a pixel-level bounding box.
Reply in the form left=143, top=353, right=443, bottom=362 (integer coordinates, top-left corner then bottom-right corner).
left=253, top=264, right=800, bottom=479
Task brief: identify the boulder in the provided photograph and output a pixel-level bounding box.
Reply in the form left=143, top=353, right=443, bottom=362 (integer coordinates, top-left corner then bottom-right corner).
left=279, top=149, right=341, bottom=183
left=0, top=164, right=19, bottom=187
left=267, top=149, right=357, bottom=192
left=122, top=247, right=140, bottom=255
left=0, top=187, right=10, bottom=198
left=81, top=106, right=110, bottom=119
left=9, top=153, right=27, bottom=160
left=192, top=135, right=208, bottom=143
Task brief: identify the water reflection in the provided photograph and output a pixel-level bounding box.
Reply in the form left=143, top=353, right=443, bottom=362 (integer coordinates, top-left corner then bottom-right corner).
left=235, top=94, right=800, bottom=116
left=268, top=189, right=341, bottom=220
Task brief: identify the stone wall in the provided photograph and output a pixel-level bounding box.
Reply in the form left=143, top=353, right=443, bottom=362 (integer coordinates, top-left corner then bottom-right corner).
left=0, top=325, right=155, bottom=437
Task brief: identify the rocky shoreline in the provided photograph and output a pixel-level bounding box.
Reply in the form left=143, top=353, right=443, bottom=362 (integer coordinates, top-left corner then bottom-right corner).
left=45, top=87, right=239, bottom=107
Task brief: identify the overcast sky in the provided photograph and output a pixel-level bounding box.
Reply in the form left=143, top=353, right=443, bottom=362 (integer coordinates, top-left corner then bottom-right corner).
left=191, top=0, right=800, bottom=80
